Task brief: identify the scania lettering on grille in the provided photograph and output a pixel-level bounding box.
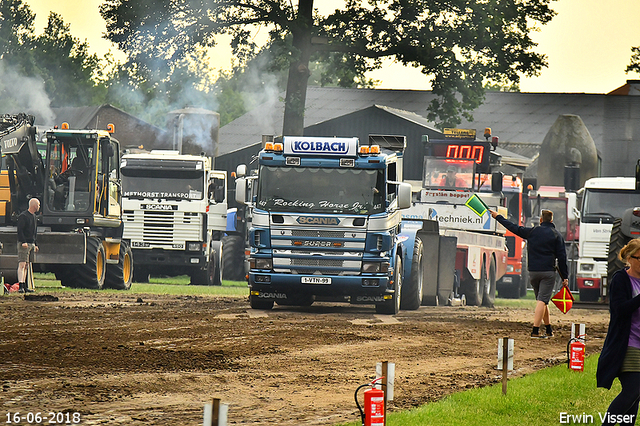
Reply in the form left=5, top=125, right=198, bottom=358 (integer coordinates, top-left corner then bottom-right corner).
left=297, top=216, right=340, bottom=225
left=141, top=204, right=177, bottom=211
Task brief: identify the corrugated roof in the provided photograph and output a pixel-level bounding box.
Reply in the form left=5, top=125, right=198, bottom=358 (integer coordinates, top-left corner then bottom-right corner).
left=219, top=87, right=607, bottom=158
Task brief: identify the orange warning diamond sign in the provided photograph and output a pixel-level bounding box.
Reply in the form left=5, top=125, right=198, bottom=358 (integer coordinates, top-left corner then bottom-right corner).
left=551, top=285, right=574, bottom=314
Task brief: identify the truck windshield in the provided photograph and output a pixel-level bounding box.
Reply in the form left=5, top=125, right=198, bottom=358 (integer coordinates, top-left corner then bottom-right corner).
left=256, top=166, right=385, bottom=214
left=121, top=168, right=204, bottom=200
left=581, top=189, right=640, bottom=223
left=423, top=158, right=474, bottom=190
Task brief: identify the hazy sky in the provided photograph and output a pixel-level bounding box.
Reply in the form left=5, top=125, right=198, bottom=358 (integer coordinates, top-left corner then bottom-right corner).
left=27, top=0, right=640, bottom=94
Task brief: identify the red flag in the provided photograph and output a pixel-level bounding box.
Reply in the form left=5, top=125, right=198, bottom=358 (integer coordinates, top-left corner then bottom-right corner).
left=551, top=285, right=574, bottom=314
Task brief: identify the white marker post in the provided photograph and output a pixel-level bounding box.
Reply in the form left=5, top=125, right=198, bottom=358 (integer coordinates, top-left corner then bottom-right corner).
left=376, top=361, right=395, bottom=426
left=203, top=398, right=228, bottom=426
left=497, top=337, right=514, bottom=395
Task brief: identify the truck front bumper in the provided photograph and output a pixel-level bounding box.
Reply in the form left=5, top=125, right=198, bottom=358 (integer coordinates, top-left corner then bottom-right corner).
left=132, top=249, right=206, bottom=273
left=248, top=272, right=391, bottom=303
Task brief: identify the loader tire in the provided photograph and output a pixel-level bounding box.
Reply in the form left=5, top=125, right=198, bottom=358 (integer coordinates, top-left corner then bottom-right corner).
left=75, top=237, right=106, bottom=289
left=104, top=242, right=133, bottom=290
left=222, top=235, right=246, bottom=281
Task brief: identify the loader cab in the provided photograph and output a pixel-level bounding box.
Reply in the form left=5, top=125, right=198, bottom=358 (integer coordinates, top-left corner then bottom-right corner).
left=42, top=129, right=121, bottom=227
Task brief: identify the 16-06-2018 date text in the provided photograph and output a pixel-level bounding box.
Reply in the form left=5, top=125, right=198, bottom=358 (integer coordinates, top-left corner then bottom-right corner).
left=5, top=412, right=81, bottom=424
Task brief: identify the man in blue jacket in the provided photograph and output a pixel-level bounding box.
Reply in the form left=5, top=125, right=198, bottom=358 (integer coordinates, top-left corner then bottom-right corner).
left=490, top=208, right=569, bottom=338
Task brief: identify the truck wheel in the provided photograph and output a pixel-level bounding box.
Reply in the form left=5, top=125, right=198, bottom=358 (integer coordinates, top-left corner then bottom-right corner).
left=462, top=263, right=486, bottom=307
left=133, top=268, right=150, bottom=283
left=608, top=218, right=629, bottom=284
left=579, top=288, right=600, bottom=302
left=497, top=277, right=520, bottom=299
left=54, top=267, right=75, bottom=288
left=482, top=260, right=496, bottom=307
left=376, top=254, right=402, bottom=315
left=190, top=264, right=213, bottom=286
left=222, top=235, right=246, bottom=281
left=250, top=294, right=274, bottom=310
left=75, top=237, right=106, bottom=289
left=104, top=242, right=133, bottom=290
left=401, top=237, right=423, bottom=310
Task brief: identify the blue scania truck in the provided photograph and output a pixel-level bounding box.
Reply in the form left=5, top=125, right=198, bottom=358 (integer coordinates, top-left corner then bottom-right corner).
left=234, top=135, right=436, bottom=314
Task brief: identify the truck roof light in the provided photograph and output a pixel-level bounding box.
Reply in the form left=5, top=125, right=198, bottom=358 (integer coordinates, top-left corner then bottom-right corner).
left=273, top=143, right=283, bottom=152
left=61, top=122, right=69, bottom=130
left=359, top=146, right=370, bottom=155
left=369, top=145, right=380, bottom=154
left=107, top=123, right=115, bottom=134
left=265, top=142, right=274, bottom=151
left=484, top=127, right=492, bottom=139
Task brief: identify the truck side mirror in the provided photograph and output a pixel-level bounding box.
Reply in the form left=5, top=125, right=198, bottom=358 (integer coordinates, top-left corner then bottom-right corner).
left=397, top=182, right=412, bottom=210
left=235, top=178, right=247, bottom=204
left=236, top=164, right=247, bottom=178
left=491, top=172, right=503, bottom=192
left=567, top=192, right=578, bottom=221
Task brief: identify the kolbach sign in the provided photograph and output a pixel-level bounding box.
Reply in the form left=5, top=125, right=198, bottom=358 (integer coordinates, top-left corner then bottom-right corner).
left=283, top=136, right=358, bottom=157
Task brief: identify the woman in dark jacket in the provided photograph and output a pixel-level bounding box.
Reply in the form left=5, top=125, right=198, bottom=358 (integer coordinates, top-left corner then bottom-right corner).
left=597, top=239, right=640, bottom=425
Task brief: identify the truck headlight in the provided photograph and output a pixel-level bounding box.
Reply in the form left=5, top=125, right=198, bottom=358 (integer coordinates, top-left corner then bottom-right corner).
left=250, top=258, right=272, bottom=270
left=362, top=261, right=390, bottom=273
left=506, top=265, right=514, bottom=273
left=580, top=264, right=594, bottom=272
left=187, top=242, right=202, bottom=251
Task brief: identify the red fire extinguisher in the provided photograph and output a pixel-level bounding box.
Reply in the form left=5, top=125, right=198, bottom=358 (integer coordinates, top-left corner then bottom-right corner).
left=567, top=335, right=586, bottom=371
left=355, top=377, right=385, bottom=426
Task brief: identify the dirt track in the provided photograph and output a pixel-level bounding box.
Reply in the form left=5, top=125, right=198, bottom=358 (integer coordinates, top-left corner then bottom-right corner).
left=0, top=292, right=609, bottom=425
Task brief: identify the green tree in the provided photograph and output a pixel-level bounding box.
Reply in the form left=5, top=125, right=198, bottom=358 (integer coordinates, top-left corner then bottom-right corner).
left=627, top=46, right=640, bottom=74
left=0, top=0, right=108, bottom=111
left=0, top=0, right=35, bottom=68
left=33, top=12, right=106, bottom=107
left=101, top=0, right=555, bottom=134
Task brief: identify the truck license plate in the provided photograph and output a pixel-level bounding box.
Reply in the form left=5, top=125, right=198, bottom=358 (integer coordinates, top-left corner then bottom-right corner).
left=301, top=277, right=331, bottom=285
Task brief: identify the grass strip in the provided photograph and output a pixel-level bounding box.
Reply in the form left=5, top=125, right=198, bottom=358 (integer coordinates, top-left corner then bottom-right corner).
left=339, top=355, right=617, bottom=426
left=27, top=273, right=248, bottom=297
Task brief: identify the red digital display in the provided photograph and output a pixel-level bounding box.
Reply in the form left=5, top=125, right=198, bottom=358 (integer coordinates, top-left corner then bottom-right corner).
left=445, top=145, right=485, bottom=164
left=427, top=139, right=491, bottom=173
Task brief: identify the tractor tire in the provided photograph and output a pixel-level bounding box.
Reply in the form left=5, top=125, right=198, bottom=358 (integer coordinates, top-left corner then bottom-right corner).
left=376, top=254, right=402, bottom=315
left=104, top=242, right=133, bottom=290
left=74, top=237, right=106, bottom=289
left=401, top=237, right=424, bottom=310
left=608, top=218, right=630, bottom=283
left=222, top=234, right=246, bottom=281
